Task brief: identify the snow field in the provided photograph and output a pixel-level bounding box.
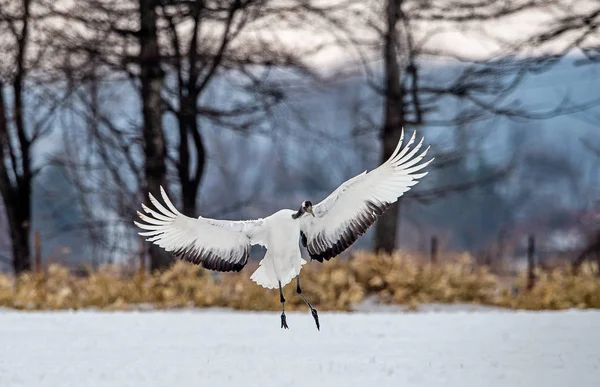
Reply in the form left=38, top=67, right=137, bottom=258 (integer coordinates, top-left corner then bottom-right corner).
left=1, top=309, right=599, bottom=387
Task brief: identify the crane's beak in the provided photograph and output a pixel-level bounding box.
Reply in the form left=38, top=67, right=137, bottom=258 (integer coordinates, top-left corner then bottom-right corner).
left=307, top=207, right=315, bottom=217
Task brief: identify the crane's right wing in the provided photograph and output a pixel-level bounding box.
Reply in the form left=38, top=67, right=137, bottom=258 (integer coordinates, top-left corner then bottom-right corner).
left=300, top=130, right=432, bottom=262
left=134, top=187, right=265, bottom=272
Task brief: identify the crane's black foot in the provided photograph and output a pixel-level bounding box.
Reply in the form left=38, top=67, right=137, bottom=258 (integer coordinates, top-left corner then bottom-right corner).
left=281, top=312, right=289, bottom=329
left=310, top=308, right=320, bottom=330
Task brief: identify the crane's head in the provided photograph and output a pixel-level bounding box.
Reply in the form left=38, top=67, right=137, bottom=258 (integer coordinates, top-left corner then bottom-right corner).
left=292, top=200, right=315, bottom=219
left=302, top=200, right=314, bottom=216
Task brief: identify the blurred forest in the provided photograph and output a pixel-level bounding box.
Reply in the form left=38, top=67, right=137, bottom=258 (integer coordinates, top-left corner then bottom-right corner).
left=0, top=0, right=599, bottom=274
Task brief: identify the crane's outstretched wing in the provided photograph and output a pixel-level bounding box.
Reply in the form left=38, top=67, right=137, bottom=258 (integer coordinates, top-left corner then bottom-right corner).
left=134, top=187, right=265, bottom=272
left=300, top=130, right=432, bottom=262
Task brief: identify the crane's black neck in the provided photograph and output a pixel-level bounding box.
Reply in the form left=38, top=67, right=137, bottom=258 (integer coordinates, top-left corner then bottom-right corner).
left=291, top=206, right=304, bottom=219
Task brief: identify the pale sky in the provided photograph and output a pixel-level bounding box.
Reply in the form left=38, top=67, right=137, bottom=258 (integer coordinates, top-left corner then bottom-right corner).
left=243, top=1, right=599, bottom=76
left=5, top=0, right=598, bottom=77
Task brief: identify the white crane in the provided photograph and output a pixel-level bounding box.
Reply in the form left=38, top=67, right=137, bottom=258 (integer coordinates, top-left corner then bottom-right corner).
left=135, top=130, right=433, bottom=330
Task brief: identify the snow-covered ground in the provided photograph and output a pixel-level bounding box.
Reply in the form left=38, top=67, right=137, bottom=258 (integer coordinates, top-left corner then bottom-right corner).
left=1, top=309, right=599, bottom=387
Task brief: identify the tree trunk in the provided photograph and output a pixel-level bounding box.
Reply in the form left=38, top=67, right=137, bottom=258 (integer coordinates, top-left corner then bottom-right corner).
left=0, top=0, right=34, bottom=274
left=0, top=85, right=32, bottom=274
left=139, top=0, right=171, bottom=271
left=6, top=205, right=31, bottom=274
left=373, top=0, right=405, bottom=254
left=176, top=4, right=205, bottom=218
left=1, top=8, right=35, bottom=273
left=178, top=96, right=205, bottom=217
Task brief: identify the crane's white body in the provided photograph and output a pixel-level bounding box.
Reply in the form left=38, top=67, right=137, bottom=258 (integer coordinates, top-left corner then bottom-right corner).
left=249, top=210, right=307, bottom=289
left=135, top=130, right=433, bottom=291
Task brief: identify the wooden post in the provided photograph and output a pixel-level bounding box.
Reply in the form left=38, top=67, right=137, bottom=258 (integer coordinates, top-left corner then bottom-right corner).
left=34, top=231, right=43, bottom=307
left=430, top=236, right=438, bottom=264
left=527, top=235, right=536, bottom=291
left=34, top=231, right=42, bottom=275
left=136, top=238, right=146, bottom=299
left=139, top=238, right=146, bottom=278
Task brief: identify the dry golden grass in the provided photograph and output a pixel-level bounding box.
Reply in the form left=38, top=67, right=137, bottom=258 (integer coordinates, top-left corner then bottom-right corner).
left=0, top=251, right=598, bottom=311
left=497, top=263, right=600, bottom=310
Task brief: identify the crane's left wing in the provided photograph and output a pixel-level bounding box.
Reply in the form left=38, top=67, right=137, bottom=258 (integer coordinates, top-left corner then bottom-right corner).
left=300, top=130, right=432, bottom=262
left=135, top=187, right=265, bottom=272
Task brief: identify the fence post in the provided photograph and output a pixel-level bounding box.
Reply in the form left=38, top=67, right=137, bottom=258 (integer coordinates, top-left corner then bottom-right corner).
left=527, top=235, right=536, bottom=291
left=430, top=236, right=438, bottom=264
left=34, top=231, right=43, bottom=307
left=139, top=238, right=146, bottom=278
left=34, top=231, right=42, bottom=275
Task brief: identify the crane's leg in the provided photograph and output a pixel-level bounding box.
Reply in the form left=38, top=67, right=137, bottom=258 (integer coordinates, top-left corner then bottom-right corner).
left=279, top=281, right=289, bottom=329
left=296, top=275, right=320, bottom=330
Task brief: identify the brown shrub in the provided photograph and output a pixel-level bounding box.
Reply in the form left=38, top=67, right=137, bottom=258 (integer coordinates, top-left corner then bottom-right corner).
left=0, top=252, right=597, bottom=311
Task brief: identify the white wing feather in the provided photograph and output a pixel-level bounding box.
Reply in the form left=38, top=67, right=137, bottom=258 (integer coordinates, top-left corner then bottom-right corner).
left=300, top=130, right=432, bottom=261
left=135, top=187, right=265, bottom=272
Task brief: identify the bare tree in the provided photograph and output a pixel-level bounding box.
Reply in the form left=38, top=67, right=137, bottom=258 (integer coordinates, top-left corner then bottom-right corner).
left=301, top=0, right=597, bottom=253
left=47, top=0, right=313, bottom=268
left=158, top=0, right=308, bottom=217
left=139, top=0, right=171, bottom=270
left=374, top=0, right=566, bottom=252
left=0, top=0, right=63, bottom=273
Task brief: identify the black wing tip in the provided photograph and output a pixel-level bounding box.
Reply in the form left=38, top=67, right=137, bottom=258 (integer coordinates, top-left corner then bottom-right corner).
left=201, top=260, right=246, bottom=272
left=309, top=253, right=333, bottom=262
left=172, top=246, right=249, bottom=273
left=308, top=200, right=392, bottom=263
